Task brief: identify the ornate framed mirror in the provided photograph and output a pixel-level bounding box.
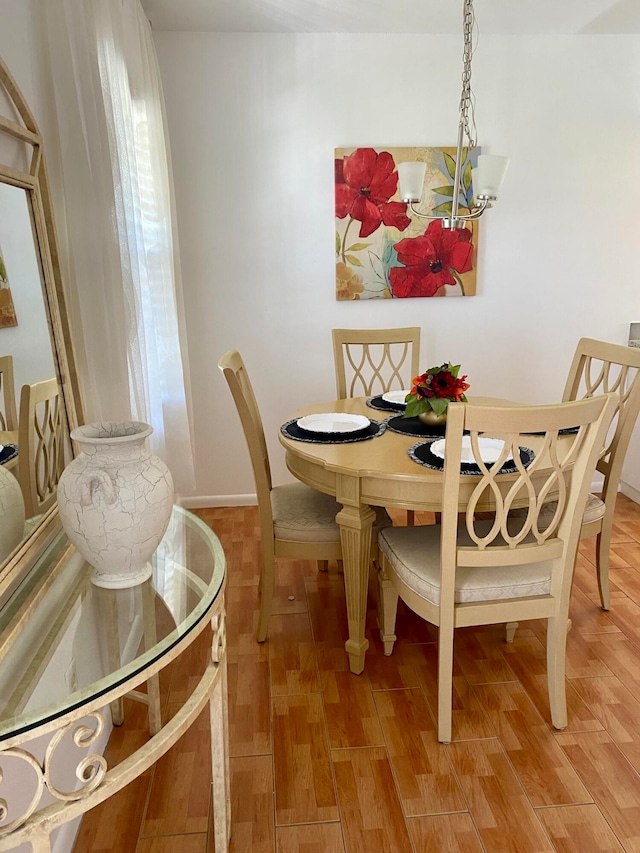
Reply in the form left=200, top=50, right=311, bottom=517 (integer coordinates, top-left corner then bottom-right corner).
left=0, top=54, right=83, bottom=599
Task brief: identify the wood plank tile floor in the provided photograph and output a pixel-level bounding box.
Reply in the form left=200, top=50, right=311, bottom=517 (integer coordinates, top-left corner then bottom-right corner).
left=73, top=495, right=640, bottom=853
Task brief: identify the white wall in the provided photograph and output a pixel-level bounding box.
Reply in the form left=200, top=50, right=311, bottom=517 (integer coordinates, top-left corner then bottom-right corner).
left=153, top=32, right=640, bottom=502
left=0, top=0, right=42, bottom=111
left=0, top=0, right=57, bottom=408
left=0, top=7, right=105, bottom=852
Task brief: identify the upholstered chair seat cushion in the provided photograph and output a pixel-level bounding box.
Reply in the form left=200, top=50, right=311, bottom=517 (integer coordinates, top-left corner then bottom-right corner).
left=512, top=493, right=606, bottom=528
left=271, top=482, right=390, bottom=543
left=379, top=521, right=553, bottom=605
left=539, top=493, right=605, bottom=527
left=584, top=493, right=606, bottom=522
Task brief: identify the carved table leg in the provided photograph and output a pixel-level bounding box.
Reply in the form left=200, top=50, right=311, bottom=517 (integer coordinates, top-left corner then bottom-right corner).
left=335, top=503, right=376, bottom=675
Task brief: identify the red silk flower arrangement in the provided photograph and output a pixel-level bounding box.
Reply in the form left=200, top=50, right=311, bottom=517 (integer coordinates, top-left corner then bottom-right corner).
left=403, top=363, right=470, bottom=419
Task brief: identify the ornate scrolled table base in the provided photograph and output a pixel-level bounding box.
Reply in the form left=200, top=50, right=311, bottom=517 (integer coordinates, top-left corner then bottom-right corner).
left=0, top=507, right=229, bottom=853
left=0, top=600, right=228, bottom=853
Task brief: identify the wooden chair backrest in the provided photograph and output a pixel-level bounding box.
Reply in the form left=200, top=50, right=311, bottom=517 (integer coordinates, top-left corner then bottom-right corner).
left=0, top=355, right=17, bottom=432
left=563, top=338, right=640, bottom=505
left=18, top=378, right=65, bottom=518
left=332, top=327, right=421, bottom=398
left=440, top=395, right=616, bottom=613
left=218, top=350, right=273, bottom=529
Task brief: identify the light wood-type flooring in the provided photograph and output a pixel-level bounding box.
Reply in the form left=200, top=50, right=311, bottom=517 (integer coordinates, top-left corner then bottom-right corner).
left=73, top=495, right=640, bottom=852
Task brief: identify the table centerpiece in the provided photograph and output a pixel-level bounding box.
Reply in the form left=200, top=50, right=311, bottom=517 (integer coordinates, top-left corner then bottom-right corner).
left=403, top=362, right=470, bottom=427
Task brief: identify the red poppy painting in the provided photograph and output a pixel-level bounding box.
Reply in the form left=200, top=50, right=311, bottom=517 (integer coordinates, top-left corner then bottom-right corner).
left=335, top=145, right=479, bottom=299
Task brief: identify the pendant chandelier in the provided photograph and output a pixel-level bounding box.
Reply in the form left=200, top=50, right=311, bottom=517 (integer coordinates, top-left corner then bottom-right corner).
left=398, top=0, right=509, bottom=231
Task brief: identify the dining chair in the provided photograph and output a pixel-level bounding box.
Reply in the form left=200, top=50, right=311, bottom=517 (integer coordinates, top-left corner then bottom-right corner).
left=332, top=327, right=421, bottom=399
left=332, top=327, right=420, bottom=526
left=18, top=378, right=65, bottom=518
left=218, top=349, right=389, bottom=642
left=376, top=394, right=617, bottom=743
left=561, top=338, right=640, bottom=610
left=0, top=355, right=18, bottom=435
left=0, top=355, right=19, bottom=472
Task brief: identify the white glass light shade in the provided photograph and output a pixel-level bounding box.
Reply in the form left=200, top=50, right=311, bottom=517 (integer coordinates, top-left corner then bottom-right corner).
left=472, top=154, right=509, bottom=199
left=397, top=161, right=426, bottom=202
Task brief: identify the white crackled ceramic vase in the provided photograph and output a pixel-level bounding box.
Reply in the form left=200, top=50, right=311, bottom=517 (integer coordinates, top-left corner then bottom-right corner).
left=57, top=422, right=174, bottom=589
left=0, top=464, right=25, bottom=563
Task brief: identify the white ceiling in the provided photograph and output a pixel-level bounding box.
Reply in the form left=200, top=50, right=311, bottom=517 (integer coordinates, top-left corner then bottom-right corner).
left=140, top=0, right=640, bottom=34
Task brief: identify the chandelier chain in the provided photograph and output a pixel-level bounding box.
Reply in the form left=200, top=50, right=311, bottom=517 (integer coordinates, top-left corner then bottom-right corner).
left=459, top=0, right=477, bottom=150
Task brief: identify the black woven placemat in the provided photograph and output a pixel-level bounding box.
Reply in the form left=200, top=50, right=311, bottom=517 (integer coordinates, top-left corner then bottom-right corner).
left=0, top=444, right=18, bottom=465
left=280, top=418, right=386, bottom=444
left=385, top=414, right=451, bottom=439
left=366, top=395, right=407, bottom=413
left=408, top=439, right=535, bottom=475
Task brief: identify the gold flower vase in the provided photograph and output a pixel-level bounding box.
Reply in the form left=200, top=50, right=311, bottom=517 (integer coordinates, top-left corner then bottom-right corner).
left=418, top=409, right=447, bottom=428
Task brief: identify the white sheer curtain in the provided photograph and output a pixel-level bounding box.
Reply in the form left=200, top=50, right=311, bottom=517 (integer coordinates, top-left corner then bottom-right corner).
left=43, top=0, right=195, bottom=493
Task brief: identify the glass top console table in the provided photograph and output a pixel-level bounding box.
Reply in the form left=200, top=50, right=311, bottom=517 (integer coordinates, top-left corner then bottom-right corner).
left=0, top=506, right=229, bottom=853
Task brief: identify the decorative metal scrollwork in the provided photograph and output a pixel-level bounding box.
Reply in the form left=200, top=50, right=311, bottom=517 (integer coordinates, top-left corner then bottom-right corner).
left=211, top=610, right=227, bottom=664
left=44, top=713, right=107, bottom=801
left=0, top=713, right=107, bottom=838
left=0, top=748, right=46, bottom=836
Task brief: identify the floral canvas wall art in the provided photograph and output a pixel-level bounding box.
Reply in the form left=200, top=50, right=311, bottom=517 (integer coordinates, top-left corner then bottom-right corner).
left=0, top=242, right=17, bottom=328
left=335, top=146, right=479, bottom=300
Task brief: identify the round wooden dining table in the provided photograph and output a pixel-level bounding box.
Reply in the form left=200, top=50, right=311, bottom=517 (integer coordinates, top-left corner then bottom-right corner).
left=279, top=395, right=551, bottom=675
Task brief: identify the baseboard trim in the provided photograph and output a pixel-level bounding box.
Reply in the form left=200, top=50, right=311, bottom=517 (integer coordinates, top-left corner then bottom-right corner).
left=180, top=494, right=258, bottom=509
left=620, top=481, right=640, bottom=505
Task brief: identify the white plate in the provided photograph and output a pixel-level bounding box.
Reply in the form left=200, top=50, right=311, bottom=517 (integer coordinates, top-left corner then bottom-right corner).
left=297, top=413, right=370, bottom=434
left=381, top=390, right=411, bottom=406
left=430, top=436, right=512, bottom=465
